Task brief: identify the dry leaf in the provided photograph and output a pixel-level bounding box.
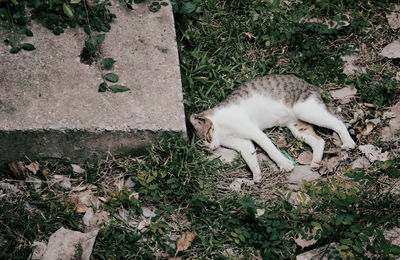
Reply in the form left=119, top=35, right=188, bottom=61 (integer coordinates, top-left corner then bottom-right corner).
left=8, top=161, right=28, bottom=180
left=168, top=257, right=182, bottom=260
left=386, top=12, right=400, bottom=29
left=26, top=161, right=40, bottom=174
left=297, top=151, right=313, bottom=165
left=294, top=227, right=321, bottom=248
left=161, top=253, right=170, bottom=258
left=67, top=196, right=86, bottom=213
left=141, top=207, right=156, bottom=218
left=361, top=121, right=375, bottom=135
left=381, top=101, right=400, bottom=141
left=71, top=164, right=85, bottom=174
left=380, top=39, right=400, bottom=59
left=359, top=144, right=390, bottom=162
left=329, top=87, right=357, bottom=104
left=138, top=219, right=151, bottom=230
left=326, top=157, right=340, bottom=173
left=351, top=157, right=371, bottom=169
left=176, top=232, right=197, bottom=254
left=349, top=109, right=364, bottom=124
left=256, top=208, right=265, bottom=218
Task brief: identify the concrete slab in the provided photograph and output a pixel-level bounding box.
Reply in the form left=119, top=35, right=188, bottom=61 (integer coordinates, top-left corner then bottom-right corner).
left=0, top=1, right=186, bottom=162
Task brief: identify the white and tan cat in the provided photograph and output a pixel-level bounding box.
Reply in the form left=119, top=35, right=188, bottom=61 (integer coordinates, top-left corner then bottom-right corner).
left=190, top=75, right=356, bottom=182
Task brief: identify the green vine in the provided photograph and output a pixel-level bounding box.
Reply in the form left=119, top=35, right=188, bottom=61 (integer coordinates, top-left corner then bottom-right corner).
left=0, top=0, right=171, bottom=93
left=0, top=0, right=116, bottom=55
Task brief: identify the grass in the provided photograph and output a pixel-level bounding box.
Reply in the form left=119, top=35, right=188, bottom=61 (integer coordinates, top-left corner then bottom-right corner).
left=1, top=0, right=400, bottom=259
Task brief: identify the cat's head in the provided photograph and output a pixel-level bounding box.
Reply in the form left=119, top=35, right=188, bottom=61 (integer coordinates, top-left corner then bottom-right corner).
left=190, top=113, right=220, bottom=150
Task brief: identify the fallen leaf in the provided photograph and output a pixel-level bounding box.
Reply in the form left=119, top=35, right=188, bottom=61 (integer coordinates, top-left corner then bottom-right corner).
left=8, top=161, right=28, bottom=180
left=41, top=227, right=98, bottom=260
left=386, top=12, right=400, bottom=29
left=287, top=166, right=321, bottom=190
left=141, top=207, right=156, bottom=218
left=361, top=121, right=375, bottom=135
left=26, top=161, right=40, bottom=174
left=395, top=71, right=400, bottom=82
left=297, top=151, right=313, bottom=165
left=67, top=196, right=86, bottom=213
left=381, top=101, right=400, bottom=141
left=326, top=157, right=340, bottom=172
left=349, top=109, right=364, bottom=124
left=294, top=227, right=321, bottom=248
left=351, top=157, right=371, bottom=169
left=176, top=232, right=197, bottom=254
left=329, top=87, right=357, bottom=104
left=380, top=39, right=400, bottom=59
left=286, top=191, right=311, bottom=206
left=138, top=219, right=151, bottom=230
left=48, top=175, right=71, bottom=190
left=71, top=164, right=85, bottom=174
left=359, top=144, right=390, bottom=162
left=256, top=208, right=265, bottom=218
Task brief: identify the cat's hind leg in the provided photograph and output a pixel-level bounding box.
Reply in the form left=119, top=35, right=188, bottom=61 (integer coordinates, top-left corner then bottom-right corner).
left=293, top=96, right=356, bottom=150
left=223, top=138, right=262, bottom=183
left=287, top=121, right=325, bottom=170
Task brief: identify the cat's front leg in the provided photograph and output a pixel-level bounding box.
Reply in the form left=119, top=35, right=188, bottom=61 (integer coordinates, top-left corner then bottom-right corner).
left=223, top=138, right=262, bottom=183
left=249, top=128, right=294, bottom=172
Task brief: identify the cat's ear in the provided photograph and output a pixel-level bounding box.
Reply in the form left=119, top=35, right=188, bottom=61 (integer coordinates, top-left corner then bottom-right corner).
left=190, top=114, right=205, bottom=128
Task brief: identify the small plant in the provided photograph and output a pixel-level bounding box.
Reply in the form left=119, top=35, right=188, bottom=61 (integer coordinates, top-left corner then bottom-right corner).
left=349, top=73, right=399, bottom=107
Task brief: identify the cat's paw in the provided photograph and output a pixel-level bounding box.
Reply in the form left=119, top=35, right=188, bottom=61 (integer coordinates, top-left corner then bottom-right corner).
left=341, top=140, right=356, bottom=150
left=253, top=174, right=262, bottom=183
left=279, top=159, right=294, bottom=172
left=310, top=161, right=321, bottom=171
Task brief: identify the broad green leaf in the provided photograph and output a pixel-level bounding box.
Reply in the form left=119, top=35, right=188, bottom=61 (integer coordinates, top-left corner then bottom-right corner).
left=160, top=2, right=168, bottom=6
left=311, top=222, right=321, bottom=228
left=63, top=3, right=74, bottom=18
left=339, top=245, right=349, bottom=250
left=105, top=73, right=118, bottom=82
left=2, top=22, right=12, bottom=30
left=71, top=0, right=81, bottom=3
left=53, top=27, right=64, bottom=35
left=350, top=225, right=361, bottom=233
left=98, top=82, right=107, bottom=92
left=109, top=85, right=130, bottom=93
left=85, top=41, right=95, bottom=55
left=10, top=47, right=20, bottom=54
left=181, top=2, right=196, bottom=14
left=83, top=25, right=91, bottom=35
left=25, top=28, right=33, bottom=36
left=340, top=239, right=353, bottom=245
left=95, top=34, right=105, bottom=44
left=391, top=245, right=400, bottom=255
left=101, top=58, right=116, bottom=69
left=166, top=178, right=176, bottom=184
left=100, top=24, right=110, bottom=32
left=11, top=0, right=18, bottom=5
left=352, top=245, right=363, bottom=254
left=20, top=43, right=35, bottom=50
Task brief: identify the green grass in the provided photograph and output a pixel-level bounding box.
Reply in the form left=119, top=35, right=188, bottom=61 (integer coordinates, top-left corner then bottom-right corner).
left=1, top=0, right=400, bottom=259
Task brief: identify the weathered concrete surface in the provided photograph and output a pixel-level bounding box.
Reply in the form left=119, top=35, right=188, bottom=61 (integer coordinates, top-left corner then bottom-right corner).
left=0, top=1, right=186, bottom=162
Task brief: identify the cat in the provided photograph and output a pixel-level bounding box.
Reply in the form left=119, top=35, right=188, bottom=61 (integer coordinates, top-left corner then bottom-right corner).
left=190, top=75, right=356, bottom=183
